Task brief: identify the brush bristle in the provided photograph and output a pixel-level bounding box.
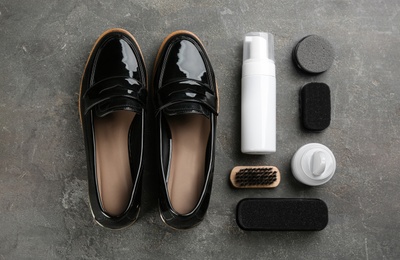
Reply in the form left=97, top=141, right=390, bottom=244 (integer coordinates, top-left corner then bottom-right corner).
left=230, top=166, right=280, bottom=188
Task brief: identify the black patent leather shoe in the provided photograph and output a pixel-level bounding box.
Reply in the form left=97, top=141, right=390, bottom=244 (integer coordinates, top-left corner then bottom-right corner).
left=79, top=28, right=147, bottom=229
left=153, top=30, right=218, bottom=229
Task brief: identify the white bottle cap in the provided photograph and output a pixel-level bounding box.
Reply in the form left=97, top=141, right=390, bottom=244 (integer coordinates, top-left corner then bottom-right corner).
left=242, top=32, right=275, bottom=78
left=243, top=32, right=274, bottom=62
left=291, top=143, right=336, bottom=186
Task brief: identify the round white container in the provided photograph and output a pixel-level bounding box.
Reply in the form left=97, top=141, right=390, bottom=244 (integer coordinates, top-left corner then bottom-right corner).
left=291, top=143, right=336, bottom=186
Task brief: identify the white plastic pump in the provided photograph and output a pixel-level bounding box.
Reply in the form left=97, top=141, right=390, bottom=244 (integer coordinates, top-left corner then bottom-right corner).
left=241, top=32, right=276, bottom=154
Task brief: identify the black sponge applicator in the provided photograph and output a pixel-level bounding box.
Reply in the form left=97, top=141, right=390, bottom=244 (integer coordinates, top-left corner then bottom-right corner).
left=292, top=35, right=334, bottom=74
left=300, top=82, right=331, bottom=131
left=236, top=198, right=328, bottom=231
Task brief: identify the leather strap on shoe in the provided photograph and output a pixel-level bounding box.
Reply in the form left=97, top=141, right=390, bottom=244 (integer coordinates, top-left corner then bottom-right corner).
left=156, top=79, right=217, bottom=116
left=83, top=76, right=147, bottom=117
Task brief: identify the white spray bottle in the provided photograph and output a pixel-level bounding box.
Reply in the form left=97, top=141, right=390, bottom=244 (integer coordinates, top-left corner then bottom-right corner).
left=241, top=32, right=276, bottom=154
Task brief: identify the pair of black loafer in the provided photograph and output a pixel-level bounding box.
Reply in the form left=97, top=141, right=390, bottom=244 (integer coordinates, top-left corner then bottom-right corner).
left=79, top=28, right=218, bottom=229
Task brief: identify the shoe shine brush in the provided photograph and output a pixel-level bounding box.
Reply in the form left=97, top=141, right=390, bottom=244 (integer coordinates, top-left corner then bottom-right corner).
left=236, top=198, right=328, bottom=231
left=241, top=32, right=276, bottom=154
left=230, top=166, right=280, bottom=188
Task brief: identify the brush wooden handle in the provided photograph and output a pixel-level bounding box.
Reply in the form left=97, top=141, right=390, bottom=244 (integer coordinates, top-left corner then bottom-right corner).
left=230, top=166, right=280, bottom=188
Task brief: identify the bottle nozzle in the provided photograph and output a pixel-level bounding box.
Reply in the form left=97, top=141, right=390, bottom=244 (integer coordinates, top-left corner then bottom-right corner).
left=243, top=32, right=274, bottom=62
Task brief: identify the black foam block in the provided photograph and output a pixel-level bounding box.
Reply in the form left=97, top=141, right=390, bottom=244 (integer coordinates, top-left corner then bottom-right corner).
left=300, top=82, right=331, bottom=131
left=236, top=198, right=328, bottom=231
left=292, top=35, right=334, bottom=74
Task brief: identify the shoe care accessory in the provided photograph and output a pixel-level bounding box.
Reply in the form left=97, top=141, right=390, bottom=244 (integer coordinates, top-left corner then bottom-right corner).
left=241, top=32, right=276, bottom=154
left=230, top=166, right=280, bottom=188
left=291, top=143, right=336, bottom=186
left=236, top=198, right=328, bottom=231
left=300, top=82, right=331, bottom=131
left=292, top=35, right=334, bottom=74
left=232, top=33, right=333, bottom=232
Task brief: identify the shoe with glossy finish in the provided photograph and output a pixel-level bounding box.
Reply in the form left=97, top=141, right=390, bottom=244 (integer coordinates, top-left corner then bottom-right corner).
left=153, top=30, right=218, bottom=229
left=79, top=28, right=147, bottom=229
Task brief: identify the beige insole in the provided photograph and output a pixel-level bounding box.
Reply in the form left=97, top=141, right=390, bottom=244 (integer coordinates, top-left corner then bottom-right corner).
left=166, top=114, right=210, bottom=215
left=94, top=110, right=135, bottom=217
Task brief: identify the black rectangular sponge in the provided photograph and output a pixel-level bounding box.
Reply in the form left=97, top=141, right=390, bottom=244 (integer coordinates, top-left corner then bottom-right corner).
left=300, top=82, right=331, bottom=131
left=236, top=198, right=328, bottom=231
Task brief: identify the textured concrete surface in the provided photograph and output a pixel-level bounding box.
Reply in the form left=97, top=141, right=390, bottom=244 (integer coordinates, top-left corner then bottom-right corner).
left=1, top=0, right=399, bottom=259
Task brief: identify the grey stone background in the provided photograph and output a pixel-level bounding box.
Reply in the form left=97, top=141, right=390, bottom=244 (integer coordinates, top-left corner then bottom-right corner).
left=1, top=0, right=399, bottom=259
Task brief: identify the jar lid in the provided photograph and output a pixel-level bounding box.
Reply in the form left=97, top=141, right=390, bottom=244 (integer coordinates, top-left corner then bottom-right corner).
left=291, top=143, right=336, bottom=186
